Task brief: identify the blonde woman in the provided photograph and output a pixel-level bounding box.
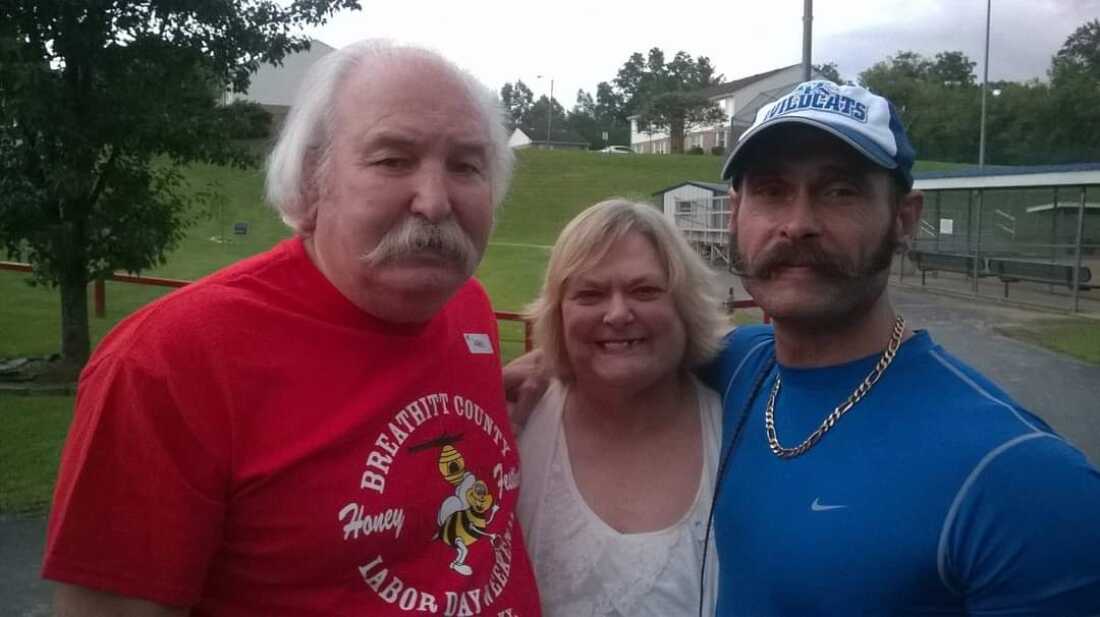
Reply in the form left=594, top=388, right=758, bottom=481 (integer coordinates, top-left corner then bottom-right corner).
left=517, top=198, right=725, bottom=617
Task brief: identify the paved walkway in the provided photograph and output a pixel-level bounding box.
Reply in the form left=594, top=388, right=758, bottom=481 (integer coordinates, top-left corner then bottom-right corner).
left=1, top=516, right=50, bottom=617
left=3, top=282, right=1098, bottom=615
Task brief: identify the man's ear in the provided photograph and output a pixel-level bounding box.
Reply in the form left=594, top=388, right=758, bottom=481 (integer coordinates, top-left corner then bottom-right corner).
left=298, top=148, right=325, bottom=234
left=727, top=187, right=741, bottom=234
left=894, top=189, right=924, bottom=252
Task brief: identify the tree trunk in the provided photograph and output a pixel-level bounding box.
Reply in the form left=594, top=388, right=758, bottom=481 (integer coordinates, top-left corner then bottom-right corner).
left=670, top=115, right=686, bottom=154
left=57, top=220, right=91, bottom=368
left=59, top=264, right=91, bottom=368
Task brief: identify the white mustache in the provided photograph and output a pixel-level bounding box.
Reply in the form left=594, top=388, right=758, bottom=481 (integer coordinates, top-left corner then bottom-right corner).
left=359, top=217, right=480, bottom=275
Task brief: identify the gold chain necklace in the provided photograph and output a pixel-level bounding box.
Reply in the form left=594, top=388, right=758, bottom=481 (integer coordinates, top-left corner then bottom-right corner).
left=765, top=315, right=906, bottom=459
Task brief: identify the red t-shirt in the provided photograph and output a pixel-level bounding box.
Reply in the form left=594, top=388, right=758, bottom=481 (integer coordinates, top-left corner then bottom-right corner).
left=43, top=237, right=541, bottom=617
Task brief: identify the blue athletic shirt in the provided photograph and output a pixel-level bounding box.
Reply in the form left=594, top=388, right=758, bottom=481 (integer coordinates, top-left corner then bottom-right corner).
left=702, top=325, right=1100, bottom=616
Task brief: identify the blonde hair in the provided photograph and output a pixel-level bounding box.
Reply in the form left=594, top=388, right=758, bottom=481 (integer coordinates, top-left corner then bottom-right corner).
left=526, top=198, right=724, bottom=381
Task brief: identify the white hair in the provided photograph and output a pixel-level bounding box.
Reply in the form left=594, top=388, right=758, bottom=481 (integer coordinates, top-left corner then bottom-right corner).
left=265, top=39, right=514, bottom=233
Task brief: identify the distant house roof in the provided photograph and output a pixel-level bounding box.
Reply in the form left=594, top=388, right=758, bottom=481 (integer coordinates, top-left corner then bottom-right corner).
left=696, top=64, right=801, bottom=99
left=913, top=162, right=1100, bottom=190
left=628, top=64, right=805, bottom=121
left=652, top=181, right=729, bottom=196
left=230, top=39, right=336, bottom=108
left=519, top=125, right=589, bottom=147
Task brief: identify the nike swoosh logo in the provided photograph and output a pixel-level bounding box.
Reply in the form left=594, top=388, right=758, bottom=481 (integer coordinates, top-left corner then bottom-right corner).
left=811, top=498, right=848, bottom=512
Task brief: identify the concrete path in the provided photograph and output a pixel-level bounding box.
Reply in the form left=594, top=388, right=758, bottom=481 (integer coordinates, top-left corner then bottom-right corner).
left=3, top=282, right=1097, bottom=614
left=0, top=516, right=50, bottom=617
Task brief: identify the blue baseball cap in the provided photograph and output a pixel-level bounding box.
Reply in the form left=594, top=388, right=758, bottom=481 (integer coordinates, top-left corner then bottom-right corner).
left=720, top=80, right=916, bottom=190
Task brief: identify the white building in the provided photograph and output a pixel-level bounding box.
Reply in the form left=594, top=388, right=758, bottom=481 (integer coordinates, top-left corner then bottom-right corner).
left=508, top=127, right=589, bottom=150
left=630, top=64, right=817, bottom=154
left=652, top=181, right=730, bottom=265
left=226, top=39, right=336, bottom=127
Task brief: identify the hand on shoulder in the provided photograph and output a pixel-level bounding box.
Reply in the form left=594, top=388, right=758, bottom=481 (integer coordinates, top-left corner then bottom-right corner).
left=503, top=349, right=549, bottom=435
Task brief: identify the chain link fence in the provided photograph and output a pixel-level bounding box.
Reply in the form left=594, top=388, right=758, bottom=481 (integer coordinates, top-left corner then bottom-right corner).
left=897, top=180, right=1099, bottom=314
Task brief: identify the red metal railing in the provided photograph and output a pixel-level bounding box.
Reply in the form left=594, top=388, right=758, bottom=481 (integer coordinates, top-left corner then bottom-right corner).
left=728, top=299, right=770, bottom=323
left=2, top=261, right=768, bottom=348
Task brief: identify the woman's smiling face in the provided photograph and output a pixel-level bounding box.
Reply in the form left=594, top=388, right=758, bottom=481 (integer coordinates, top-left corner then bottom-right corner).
left=560, top=231, right=687, bottom=391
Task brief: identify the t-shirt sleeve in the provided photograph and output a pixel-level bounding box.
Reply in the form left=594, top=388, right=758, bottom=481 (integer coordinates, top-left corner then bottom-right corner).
left=698, top=325, right=772, bottom=393
left=42, top=345, right=230, bottom=606
left=943, top=433, right=1100, bottom=615
left=698, top=330, right=736, bottom=390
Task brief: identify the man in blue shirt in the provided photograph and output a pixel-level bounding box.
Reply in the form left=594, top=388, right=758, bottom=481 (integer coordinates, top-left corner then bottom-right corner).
left=704, top=80, right=1100, bottom=615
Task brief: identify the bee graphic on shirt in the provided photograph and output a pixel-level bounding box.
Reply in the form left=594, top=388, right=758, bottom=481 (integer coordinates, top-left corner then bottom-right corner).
left=409, top=434, right=500, bottom=576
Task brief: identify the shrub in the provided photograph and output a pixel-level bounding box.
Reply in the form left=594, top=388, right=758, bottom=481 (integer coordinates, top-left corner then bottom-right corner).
left=219, top=101, right=273, bottom=139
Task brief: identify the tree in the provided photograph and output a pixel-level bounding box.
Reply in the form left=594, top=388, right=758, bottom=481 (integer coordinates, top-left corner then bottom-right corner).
left=0, top=0, right=359, bottom=369
left=859, top=50, right=981, bottom=163
left=565, top=90, right=601, bottom=148
left=1052, top=18, right=1100, bottom=80
left=608, top=47, right=725, bottom=153
left=524, top=95, right=568, bottom=142
left=859, top=50, right=934, bottom=114
left=500, top=80, right=534, bottom=130
left=574, top=89, right=596, bottom=118
left=565, top=88, right=629, bottom=149
left=595, top=81, right=626, bottom=124
left=813, top=62, right=845, bottom=85
left=930, top=51, right=977, bottom=87
left=983, top=80, right=1053, bottom=164
left=1045, top=19, right=1100, bottom=162
left=639, top=92, right=726, bottom=153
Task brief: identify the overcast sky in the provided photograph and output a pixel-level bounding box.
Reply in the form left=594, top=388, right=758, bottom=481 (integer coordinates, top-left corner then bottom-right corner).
left=304, top=0, right=1099, bottom=108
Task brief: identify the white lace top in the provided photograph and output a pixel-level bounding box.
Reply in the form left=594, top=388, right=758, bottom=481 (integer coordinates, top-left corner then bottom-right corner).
left=517, top=378, right=722, bottom=617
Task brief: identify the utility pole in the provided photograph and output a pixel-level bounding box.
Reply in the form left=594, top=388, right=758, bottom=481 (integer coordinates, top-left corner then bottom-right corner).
left=547, top=78, right=554, bottom=147
left=538, top=75, right=555, bottom=148
left=802, top=0, right=813, bottom=81
left=979, top=0, right=992, bottom=167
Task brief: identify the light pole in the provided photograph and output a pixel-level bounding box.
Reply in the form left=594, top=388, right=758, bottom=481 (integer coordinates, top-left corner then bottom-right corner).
left=538, top=74, right=554, bottom=148
left=979, top=0, right=991, bottom=167
left=802, top=0, right=813, bottom=82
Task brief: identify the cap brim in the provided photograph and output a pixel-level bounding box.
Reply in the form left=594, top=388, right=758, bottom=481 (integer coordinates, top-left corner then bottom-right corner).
left=720, top=116, right=898, bottom=181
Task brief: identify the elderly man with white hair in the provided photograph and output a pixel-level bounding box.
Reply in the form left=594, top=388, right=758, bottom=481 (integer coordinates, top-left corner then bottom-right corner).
left=43, top=41, right=541, bottom=616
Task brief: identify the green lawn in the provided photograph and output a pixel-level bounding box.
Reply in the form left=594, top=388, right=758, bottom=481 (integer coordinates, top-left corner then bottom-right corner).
left=495, top=150, right=725, bottom=245
left=0, top=149, right=726, bottom=515
left=0, top=396, right=73, bottom=515
left=0, top=150, right=725, bottom=352
left=995, top=319, right=1100, bottom=364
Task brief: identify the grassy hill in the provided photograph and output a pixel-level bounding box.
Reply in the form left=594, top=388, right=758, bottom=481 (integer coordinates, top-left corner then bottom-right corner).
left=1, top=149, right=978, bottom=360
left=0, top=150, right=728, bottom=359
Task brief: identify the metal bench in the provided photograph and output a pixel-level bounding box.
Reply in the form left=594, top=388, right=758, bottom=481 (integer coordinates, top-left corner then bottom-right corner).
left=986, top=259, right=1094, bottom=298
left=907, top=250, right=988, bottom=285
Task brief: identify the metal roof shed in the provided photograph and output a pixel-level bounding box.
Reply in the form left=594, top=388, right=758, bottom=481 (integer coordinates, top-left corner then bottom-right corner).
left=909, top=163, right=1100, bottom=313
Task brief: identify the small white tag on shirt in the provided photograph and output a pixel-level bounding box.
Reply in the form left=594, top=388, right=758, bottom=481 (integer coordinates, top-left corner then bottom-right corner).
left=464, top=333, right=494, bottom=355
